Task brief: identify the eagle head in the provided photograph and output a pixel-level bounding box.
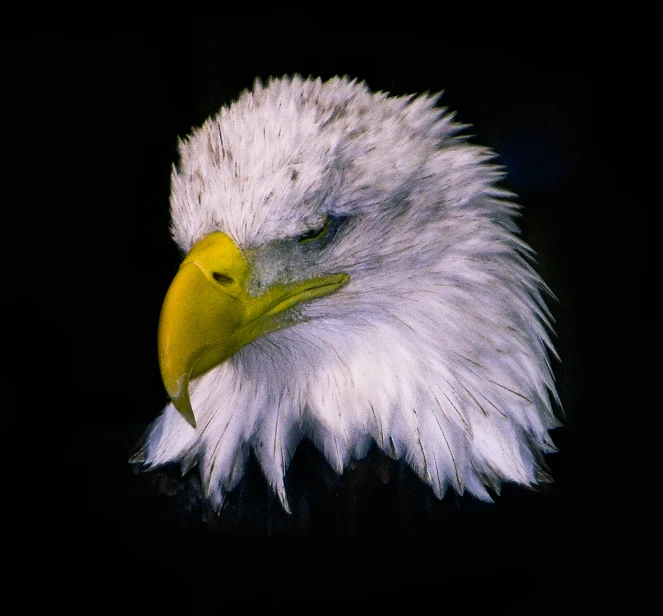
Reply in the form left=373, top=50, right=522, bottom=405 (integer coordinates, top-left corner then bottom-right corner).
left=133, top=75, right=560, bottom=513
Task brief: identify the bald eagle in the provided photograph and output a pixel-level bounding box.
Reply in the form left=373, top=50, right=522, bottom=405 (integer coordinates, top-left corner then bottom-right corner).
left=132, top=75, right=560, bottom=514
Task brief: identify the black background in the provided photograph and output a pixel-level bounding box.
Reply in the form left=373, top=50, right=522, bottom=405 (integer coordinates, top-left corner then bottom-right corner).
left=5, top=18, right=644, bottom=608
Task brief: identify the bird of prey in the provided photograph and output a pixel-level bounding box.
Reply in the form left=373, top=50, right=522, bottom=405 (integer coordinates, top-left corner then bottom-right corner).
left=132, top=75, right=561, bottom=514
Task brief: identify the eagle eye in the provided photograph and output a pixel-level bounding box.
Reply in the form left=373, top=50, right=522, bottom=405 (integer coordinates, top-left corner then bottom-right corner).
left=297, top=218, right=330, bottom=244
left=296, top=214, right=349, bottom=247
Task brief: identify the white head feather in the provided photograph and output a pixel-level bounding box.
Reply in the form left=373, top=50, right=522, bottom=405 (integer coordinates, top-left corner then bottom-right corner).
left=139, top=75, right=560, bottom=512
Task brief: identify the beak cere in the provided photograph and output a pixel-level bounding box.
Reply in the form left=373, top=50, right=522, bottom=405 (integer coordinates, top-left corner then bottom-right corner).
left=158, top=232, right=349, bottom=428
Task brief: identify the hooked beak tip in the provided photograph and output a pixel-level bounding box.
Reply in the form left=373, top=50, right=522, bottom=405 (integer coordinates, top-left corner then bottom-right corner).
left=165, top=378, right=197, bottom=428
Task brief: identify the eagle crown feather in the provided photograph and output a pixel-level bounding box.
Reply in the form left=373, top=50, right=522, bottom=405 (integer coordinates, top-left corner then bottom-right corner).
left=138, top=74, right=561, bottom=513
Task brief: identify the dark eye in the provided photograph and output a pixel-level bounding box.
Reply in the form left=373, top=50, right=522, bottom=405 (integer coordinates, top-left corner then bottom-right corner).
left=295, top=214, right=350, bottom=248
left=297, top=218, right=330, bottom=244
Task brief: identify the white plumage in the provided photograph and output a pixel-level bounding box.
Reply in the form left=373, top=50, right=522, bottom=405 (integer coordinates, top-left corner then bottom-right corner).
left=137, top=75, right=561, bottom=512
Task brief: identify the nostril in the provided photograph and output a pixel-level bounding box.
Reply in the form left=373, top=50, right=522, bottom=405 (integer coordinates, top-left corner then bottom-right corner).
left=212, top=273, right=233, bottom=285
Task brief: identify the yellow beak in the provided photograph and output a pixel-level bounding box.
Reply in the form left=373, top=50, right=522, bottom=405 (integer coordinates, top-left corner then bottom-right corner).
left=158, top=232, right=349, bottom=427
